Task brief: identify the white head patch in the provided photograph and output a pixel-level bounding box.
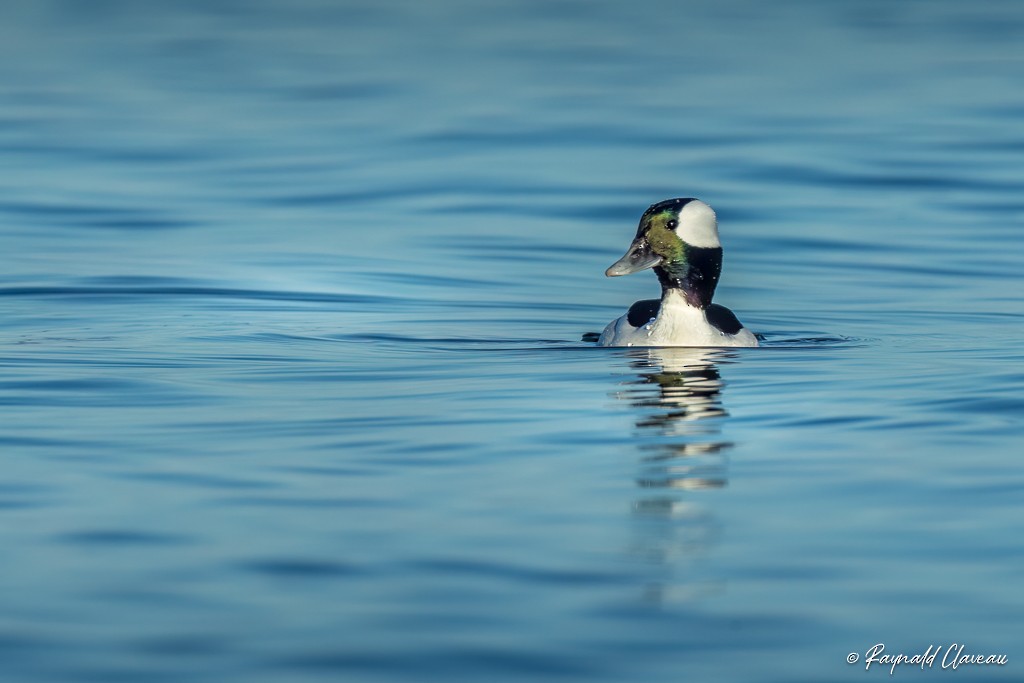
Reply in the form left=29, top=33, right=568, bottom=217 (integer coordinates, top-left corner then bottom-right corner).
left=675, top=200, right=720, bottom=248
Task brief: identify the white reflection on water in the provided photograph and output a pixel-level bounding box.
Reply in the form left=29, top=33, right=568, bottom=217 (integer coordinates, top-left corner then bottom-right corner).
left=617, top=348, right=734, bottom=489
left=615, top=348, right=738, bottom=603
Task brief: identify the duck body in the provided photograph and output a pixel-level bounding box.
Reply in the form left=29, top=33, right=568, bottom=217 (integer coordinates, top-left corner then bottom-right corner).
left=598, top=291, right=758, bottom=347
left=597, top=198, right=758, bottom=348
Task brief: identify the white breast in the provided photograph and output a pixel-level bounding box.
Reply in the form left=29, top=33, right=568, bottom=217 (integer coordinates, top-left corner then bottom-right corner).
left=598, top=291, right=757, bottom=348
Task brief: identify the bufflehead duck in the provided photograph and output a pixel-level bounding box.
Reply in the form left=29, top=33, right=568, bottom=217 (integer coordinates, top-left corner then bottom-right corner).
left=597, top=198, right=758, bottom=348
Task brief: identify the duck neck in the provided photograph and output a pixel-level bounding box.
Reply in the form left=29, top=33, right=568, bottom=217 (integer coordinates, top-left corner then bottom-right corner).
left=655, top=246, right=722, bottom=309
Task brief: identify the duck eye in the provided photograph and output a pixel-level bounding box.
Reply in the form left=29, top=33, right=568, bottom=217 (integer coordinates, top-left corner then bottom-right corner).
left=667, top=219, right=678, bottom=230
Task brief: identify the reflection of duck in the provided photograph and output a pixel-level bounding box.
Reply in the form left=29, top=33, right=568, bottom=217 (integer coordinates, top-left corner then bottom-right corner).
left=617, top=348, right=735, bottom=603
left=618, top=348, right=734, bottom=490
left=598, top=198, right=758, bottom=348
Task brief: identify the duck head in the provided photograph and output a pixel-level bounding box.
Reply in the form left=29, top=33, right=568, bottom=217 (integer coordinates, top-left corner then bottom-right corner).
left=605, top=198, right=723, bottom=308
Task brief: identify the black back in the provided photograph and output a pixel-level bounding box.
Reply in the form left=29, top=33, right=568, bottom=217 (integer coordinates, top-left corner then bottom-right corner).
left=626, top=299, right=661, bottom=327
left=705, top=303, right=743, bottom=335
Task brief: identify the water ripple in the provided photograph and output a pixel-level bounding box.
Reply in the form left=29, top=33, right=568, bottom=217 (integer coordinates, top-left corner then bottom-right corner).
left=55, top=530, right=193, bottom=546
left=0, top=285, right=396, bottom=306
left=238, top=558, right=364, bottom=579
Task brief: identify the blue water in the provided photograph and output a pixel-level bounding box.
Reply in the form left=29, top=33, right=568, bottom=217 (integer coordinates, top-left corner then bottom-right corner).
left=2, top=1, right=1023, bottom=681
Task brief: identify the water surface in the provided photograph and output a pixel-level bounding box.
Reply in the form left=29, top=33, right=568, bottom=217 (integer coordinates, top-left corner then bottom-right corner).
left=2, top=1, right=1023, bottom=681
